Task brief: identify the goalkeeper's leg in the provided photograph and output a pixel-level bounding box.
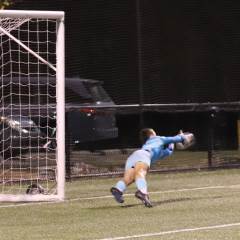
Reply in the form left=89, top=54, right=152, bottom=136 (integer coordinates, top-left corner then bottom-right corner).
left=134, top=162, right=152, bottom=208
left=111, top=150, right=152, bottom=207
left=111, top=168, right=135, bottom=203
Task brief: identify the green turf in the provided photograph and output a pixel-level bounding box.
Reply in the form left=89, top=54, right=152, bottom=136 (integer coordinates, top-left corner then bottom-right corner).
left=1, top=169, right=240, bottom=239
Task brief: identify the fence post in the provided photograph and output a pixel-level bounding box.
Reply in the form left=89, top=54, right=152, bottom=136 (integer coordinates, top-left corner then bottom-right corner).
left=237, top=114, right=240, bottom=149
left=207, top=114, right=214, bottom=168
left=207, top=107, right=219, bottom=168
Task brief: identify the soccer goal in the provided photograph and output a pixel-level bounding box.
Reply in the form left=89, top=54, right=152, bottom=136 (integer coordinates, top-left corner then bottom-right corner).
left=0, top=10, right=65, bottom=202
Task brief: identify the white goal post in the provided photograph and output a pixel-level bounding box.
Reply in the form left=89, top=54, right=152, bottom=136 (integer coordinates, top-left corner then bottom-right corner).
left=0, top=10, right=65, bottom=202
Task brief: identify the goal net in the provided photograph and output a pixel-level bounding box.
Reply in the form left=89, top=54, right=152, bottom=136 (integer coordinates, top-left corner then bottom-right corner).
left=0, top=10, right=65, bottom=202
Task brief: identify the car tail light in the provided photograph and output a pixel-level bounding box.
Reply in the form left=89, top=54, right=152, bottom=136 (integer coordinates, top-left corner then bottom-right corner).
left=80, top=108, right=96, bottom=115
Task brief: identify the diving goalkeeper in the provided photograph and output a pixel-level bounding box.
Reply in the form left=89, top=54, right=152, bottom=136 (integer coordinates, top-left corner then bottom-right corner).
left=110, top=128, right=194, bottom=207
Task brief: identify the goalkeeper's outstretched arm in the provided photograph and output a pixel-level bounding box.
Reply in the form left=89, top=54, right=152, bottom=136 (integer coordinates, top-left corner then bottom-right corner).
left=161, top=135, right=184, bottom=145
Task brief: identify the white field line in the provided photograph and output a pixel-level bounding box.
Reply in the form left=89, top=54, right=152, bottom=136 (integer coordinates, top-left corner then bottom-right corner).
left=70, top=184, right=240, bottom=202
left=0, top=184, right=240, bottom=208
left=96, top=222, right=240, bottom=240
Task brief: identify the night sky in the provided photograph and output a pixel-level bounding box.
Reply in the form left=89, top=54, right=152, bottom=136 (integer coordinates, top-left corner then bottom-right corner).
left=11, top=0, right=240, bottom=105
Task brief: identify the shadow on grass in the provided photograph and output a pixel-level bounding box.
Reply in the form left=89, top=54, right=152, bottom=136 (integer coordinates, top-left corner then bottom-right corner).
left=87, top=202, right=143, bottom=210
left=153, top=195, right=223, bottom=206
left=86, top=195, right=224, bottom=210
left=153, top=197, right=192, bottom=206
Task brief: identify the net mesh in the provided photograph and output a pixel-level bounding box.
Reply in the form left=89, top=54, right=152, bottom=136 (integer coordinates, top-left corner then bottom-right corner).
left=0, top=17, right=58, bottom=195
left=0, top=18, right=30, bottom=36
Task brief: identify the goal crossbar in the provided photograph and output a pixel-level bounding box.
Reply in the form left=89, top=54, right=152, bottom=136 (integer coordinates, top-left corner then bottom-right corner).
left=0, top=10, right=64, bottom=19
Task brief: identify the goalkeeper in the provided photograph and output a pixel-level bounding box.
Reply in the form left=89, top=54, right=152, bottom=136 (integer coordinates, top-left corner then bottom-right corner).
left=110, top=128, right=194, bottom=207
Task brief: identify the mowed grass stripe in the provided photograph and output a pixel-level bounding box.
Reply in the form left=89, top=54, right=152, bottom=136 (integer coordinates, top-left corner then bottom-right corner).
left=97, top=222, right=240, bottom=240
left=0, top=183, right=239, bottom=208
left=0, top=169, right=240, bottom=240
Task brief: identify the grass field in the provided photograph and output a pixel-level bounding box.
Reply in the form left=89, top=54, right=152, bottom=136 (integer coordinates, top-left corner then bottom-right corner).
left=1, top=168, right=240, bottom=239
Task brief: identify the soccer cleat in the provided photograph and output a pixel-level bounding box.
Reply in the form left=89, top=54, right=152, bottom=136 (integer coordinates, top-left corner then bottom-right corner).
left=110, top=187, right=124, bottom=203
left=135, top=190, right=153, bottom=208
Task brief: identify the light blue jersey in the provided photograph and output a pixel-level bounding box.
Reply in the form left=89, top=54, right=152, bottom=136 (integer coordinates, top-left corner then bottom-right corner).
left=141, top=135, right=183, bottom=164
left=125, top=135, right=184, bottom=169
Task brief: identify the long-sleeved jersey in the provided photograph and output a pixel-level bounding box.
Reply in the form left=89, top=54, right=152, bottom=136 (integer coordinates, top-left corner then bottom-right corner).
left=141, top=135, right=183, bottom=164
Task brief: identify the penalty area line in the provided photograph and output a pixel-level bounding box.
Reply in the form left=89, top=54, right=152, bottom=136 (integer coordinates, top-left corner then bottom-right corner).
left=97, top=222, right=240, bottom=240
left=70, top=184, right=240, bottom=202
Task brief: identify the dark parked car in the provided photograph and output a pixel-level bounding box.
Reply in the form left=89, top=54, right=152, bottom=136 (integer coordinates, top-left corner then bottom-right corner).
left=65, top=78, right=118, bottom=144
left=0, top=77, right=118, bottom=158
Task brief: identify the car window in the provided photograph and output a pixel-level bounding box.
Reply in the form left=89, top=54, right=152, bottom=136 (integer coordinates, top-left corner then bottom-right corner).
left=84, top=83, right=111, bottom=102
left=65, top=79, right=94, bottom=104
left=0, top=77, right=112, bottom=105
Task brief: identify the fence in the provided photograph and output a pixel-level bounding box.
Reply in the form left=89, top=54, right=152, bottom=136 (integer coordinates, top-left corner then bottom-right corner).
left=65, top=103, right=240, bottom=179
left=8, top=0, right=240, bottom=179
